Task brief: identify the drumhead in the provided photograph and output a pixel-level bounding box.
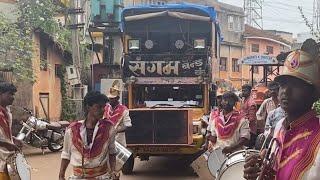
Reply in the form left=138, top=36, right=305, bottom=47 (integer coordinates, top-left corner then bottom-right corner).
left=218, top=150, right=259, bottom=180
left=15, top=153, right=31, bottom=180
left=208, top=148, right=225, bottom=177
left=219, top=161, right=246, bottom=180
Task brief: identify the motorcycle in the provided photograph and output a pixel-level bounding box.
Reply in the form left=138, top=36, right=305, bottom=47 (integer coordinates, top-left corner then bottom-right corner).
left=16, top=107, right=70, bottom=152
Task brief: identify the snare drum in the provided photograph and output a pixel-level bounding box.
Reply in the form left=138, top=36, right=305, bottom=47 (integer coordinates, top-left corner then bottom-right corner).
left=217, top=149, right=259, bottom=180
left=7, top=153, right=31, bottom=180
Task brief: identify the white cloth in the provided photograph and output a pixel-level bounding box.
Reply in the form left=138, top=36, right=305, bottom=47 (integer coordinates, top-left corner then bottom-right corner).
left=0, top=106, right=13, bottom=172
left=207, top=111, right=250, bottom=151
left=272, top=117, right=320, bottom=180
left=61, top=120, right=117, bottom=171
left=115, top=109, right=132, bottom=146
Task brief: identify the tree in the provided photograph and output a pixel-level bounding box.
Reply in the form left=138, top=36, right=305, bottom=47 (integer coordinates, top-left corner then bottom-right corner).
left=299, top=6, right=320, bottom=114
left=0, top=13, right=34, bottom=81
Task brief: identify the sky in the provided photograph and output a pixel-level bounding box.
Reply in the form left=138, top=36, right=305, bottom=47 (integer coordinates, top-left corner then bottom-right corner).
left=219, top=0, right=315, bottom=36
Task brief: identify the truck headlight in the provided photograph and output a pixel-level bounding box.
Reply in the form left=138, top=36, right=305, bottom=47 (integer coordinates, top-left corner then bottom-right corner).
left=193, top=121, right=202, bottom=134
left=128, top=39, right=140, bottom=50
left=193, top=39, right=205, bottom=49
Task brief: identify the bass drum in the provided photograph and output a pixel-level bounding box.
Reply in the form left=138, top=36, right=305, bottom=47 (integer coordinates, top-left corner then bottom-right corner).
left=7, top=153, right=31, bottom=180
left=217, top=149, right=259, bottom=180
left=207, top=147, right=225, bottom=177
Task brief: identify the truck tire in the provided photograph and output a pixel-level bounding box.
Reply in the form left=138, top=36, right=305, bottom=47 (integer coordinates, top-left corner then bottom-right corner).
left=122, top=155, right=134, bottom=174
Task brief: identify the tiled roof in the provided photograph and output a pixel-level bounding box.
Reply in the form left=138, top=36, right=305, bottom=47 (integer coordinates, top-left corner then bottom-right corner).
left=244, top=24, right=291, bottom=45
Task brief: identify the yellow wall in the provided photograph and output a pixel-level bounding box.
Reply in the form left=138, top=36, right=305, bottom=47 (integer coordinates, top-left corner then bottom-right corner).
left=32, top=33, right=64, bottom=122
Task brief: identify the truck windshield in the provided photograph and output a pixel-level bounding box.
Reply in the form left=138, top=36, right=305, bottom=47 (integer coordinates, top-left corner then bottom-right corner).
left=133, top=84, right=204, bottom=108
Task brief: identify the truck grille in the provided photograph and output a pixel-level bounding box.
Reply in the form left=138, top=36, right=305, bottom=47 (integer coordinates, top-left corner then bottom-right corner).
left=126, top=109, right=192, bottom=145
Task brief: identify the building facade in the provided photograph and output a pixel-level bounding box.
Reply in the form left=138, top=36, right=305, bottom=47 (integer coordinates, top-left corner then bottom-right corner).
left=243, top=25, right=291, bottom=84
left=0, top=0, right=72, bottom=122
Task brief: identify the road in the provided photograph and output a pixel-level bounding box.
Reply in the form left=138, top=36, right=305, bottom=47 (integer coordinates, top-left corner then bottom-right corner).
left=24, top=148, right=200, bottom=180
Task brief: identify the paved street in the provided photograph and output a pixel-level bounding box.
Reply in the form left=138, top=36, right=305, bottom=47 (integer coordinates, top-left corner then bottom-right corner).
left=24, top=148, right=199, bottom=180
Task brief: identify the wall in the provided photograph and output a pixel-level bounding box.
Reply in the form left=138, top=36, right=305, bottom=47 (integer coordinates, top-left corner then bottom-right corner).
left=244, top=38, right=288, bottom=83
left=32, top=33, right=64, bottom=122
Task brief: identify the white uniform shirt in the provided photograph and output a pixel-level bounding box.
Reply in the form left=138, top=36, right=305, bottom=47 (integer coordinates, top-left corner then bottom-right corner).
left=208, top=111, right=250, bottom=151
left=116, top=109, right=132, bottom=146
left=61, top=120, right=117, bottom=170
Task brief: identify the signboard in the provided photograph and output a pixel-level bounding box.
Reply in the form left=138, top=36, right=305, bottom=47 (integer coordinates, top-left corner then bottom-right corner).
left=123, top=54, right=209, bottom=77
left=239, top=55, right=278, bottom=65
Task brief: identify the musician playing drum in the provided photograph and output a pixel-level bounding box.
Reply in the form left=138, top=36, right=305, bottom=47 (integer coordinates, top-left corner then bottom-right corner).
left=243, top=38, right=320, bottom=180
left=104, top=82, right=132, bottom=179
left=0, top=82, right=22, bottom=180
left=59, top=91, right=117, bottom=180
left=207, top=91, right=250, bottom=155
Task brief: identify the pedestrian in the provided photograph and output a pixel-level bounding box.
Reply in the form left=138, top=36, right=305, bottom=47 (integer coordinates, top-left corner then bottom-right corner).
left=207, top=91, right=250, bottom=155
left=104, top=83, right=132, bottom=179
left=256, top=81, right=280, bottom=131
left=243, top=38, right=320, bottom=180
left=240, top=84, right=258, bottom=148
left=0, top=82, right=21, bottom=180
left=59, top=91, right=117, bottom=180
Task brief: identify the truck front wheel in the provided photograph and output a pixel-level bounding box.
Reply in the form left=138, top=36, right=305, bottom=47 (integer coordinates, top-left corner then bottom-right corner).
left=122, top=155, right=134, bottom=175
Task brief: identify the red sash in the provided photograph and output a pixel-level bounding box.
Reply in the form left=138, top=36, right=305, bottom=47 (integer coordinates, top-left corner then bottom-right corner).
left=274, top=111, right=320, bottom=180
left=69, top=120, right=113, bottom=159
left=212, top=110, right=243, bottom=139
left=104, top=103, right=127, bottom=125
left=0, top=106, right=11, bottom=140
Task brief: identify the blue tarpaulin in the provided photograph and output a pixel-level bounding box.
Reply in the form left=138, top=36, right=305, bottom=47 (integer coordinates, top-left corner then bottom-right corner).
left=122, top=2, right=218, bottom=22
left=121, top=3, right=221, bottom=37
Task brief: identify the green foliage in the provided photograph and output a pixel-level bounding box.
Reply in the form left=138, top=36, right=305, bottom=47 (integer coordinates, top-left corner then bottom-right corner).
left=0, top=14, right=34, bottom=81
left=56, top=64, right=77, bottom=121
left=17, top=0, right=72, bottom=51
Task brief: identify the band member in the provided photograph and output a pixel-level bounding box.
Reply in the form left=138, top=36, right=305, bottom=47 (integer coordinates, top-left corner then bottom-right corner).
left=207, top=92, right=250, bottom=154
left=104, top=84, right=132, bottom=179
left=240, top=84, right=258, bottom=148
left=202, top=90, right=223, bottom=150
left=59, top=91, right=116, bottom=180
left=0, top=82, right=21, bottom=180
left=244, top=38, right=320, bottom=180
left=256, top=81, right=280, bottom=130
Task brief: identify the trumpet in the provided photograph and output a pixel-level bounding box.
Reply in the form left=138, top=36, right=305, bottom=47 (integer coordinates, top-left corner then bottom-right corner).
left=258, top=138, right=281, bottom=180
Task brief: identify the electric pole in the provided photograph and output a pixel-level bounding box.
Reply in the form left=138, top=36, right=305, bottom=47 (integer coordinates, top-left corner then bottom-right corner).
left=244, top=0, right=264, bottom=29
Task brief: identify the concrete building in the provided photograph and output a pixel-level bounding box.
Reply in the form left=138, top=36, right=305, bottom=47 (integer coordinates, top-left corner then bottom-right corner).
left=0, top=0, right=72, bottom=122
left=265, top=30, right=294, bottom=44
left=243, top=25, right=291, bottom=84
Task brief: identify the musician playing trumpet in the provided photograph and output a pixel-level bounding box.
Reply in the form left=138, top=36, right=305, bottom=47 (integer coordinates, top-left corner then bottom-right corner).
left=59, top=91, right=117, bottom=180
left=206, top=92, right=250, bottom=155
left=243, top=38, right=320, bottom=180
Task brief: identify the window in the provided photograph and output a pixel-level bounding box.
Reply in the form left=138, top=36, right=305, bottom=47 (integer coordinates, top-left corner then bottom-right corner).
left=232, top=58, right=240, bottom=72
left=220, top=57, right=227, bottom=71
left=266, top=46, right=274, bottom=54
left=40, top=39, right=48, bottom=71
left=253, top=66, right=259, bottom=74
left=55, top=64, right=62, bottom=77
left=251, top=44, right=259, bottom=53
left=228, top=16, right=234, bottom=31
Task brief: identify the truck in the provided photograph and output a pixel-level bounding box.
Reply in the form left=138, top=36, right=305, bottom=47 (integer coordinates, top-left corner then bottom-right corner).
left=120, top=3, right=221, bottom=173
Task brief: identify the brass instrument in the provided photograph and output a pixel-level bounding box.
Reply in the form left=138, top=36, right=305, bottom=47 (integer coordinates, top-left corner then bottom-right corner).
left=258, top=138, right=281, bottom=180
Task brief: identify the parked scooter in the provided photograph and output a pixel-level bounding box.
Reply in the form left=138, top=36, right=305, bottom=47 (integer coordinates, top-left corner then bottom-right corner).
left=16, top=107, right=70, bottom=152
